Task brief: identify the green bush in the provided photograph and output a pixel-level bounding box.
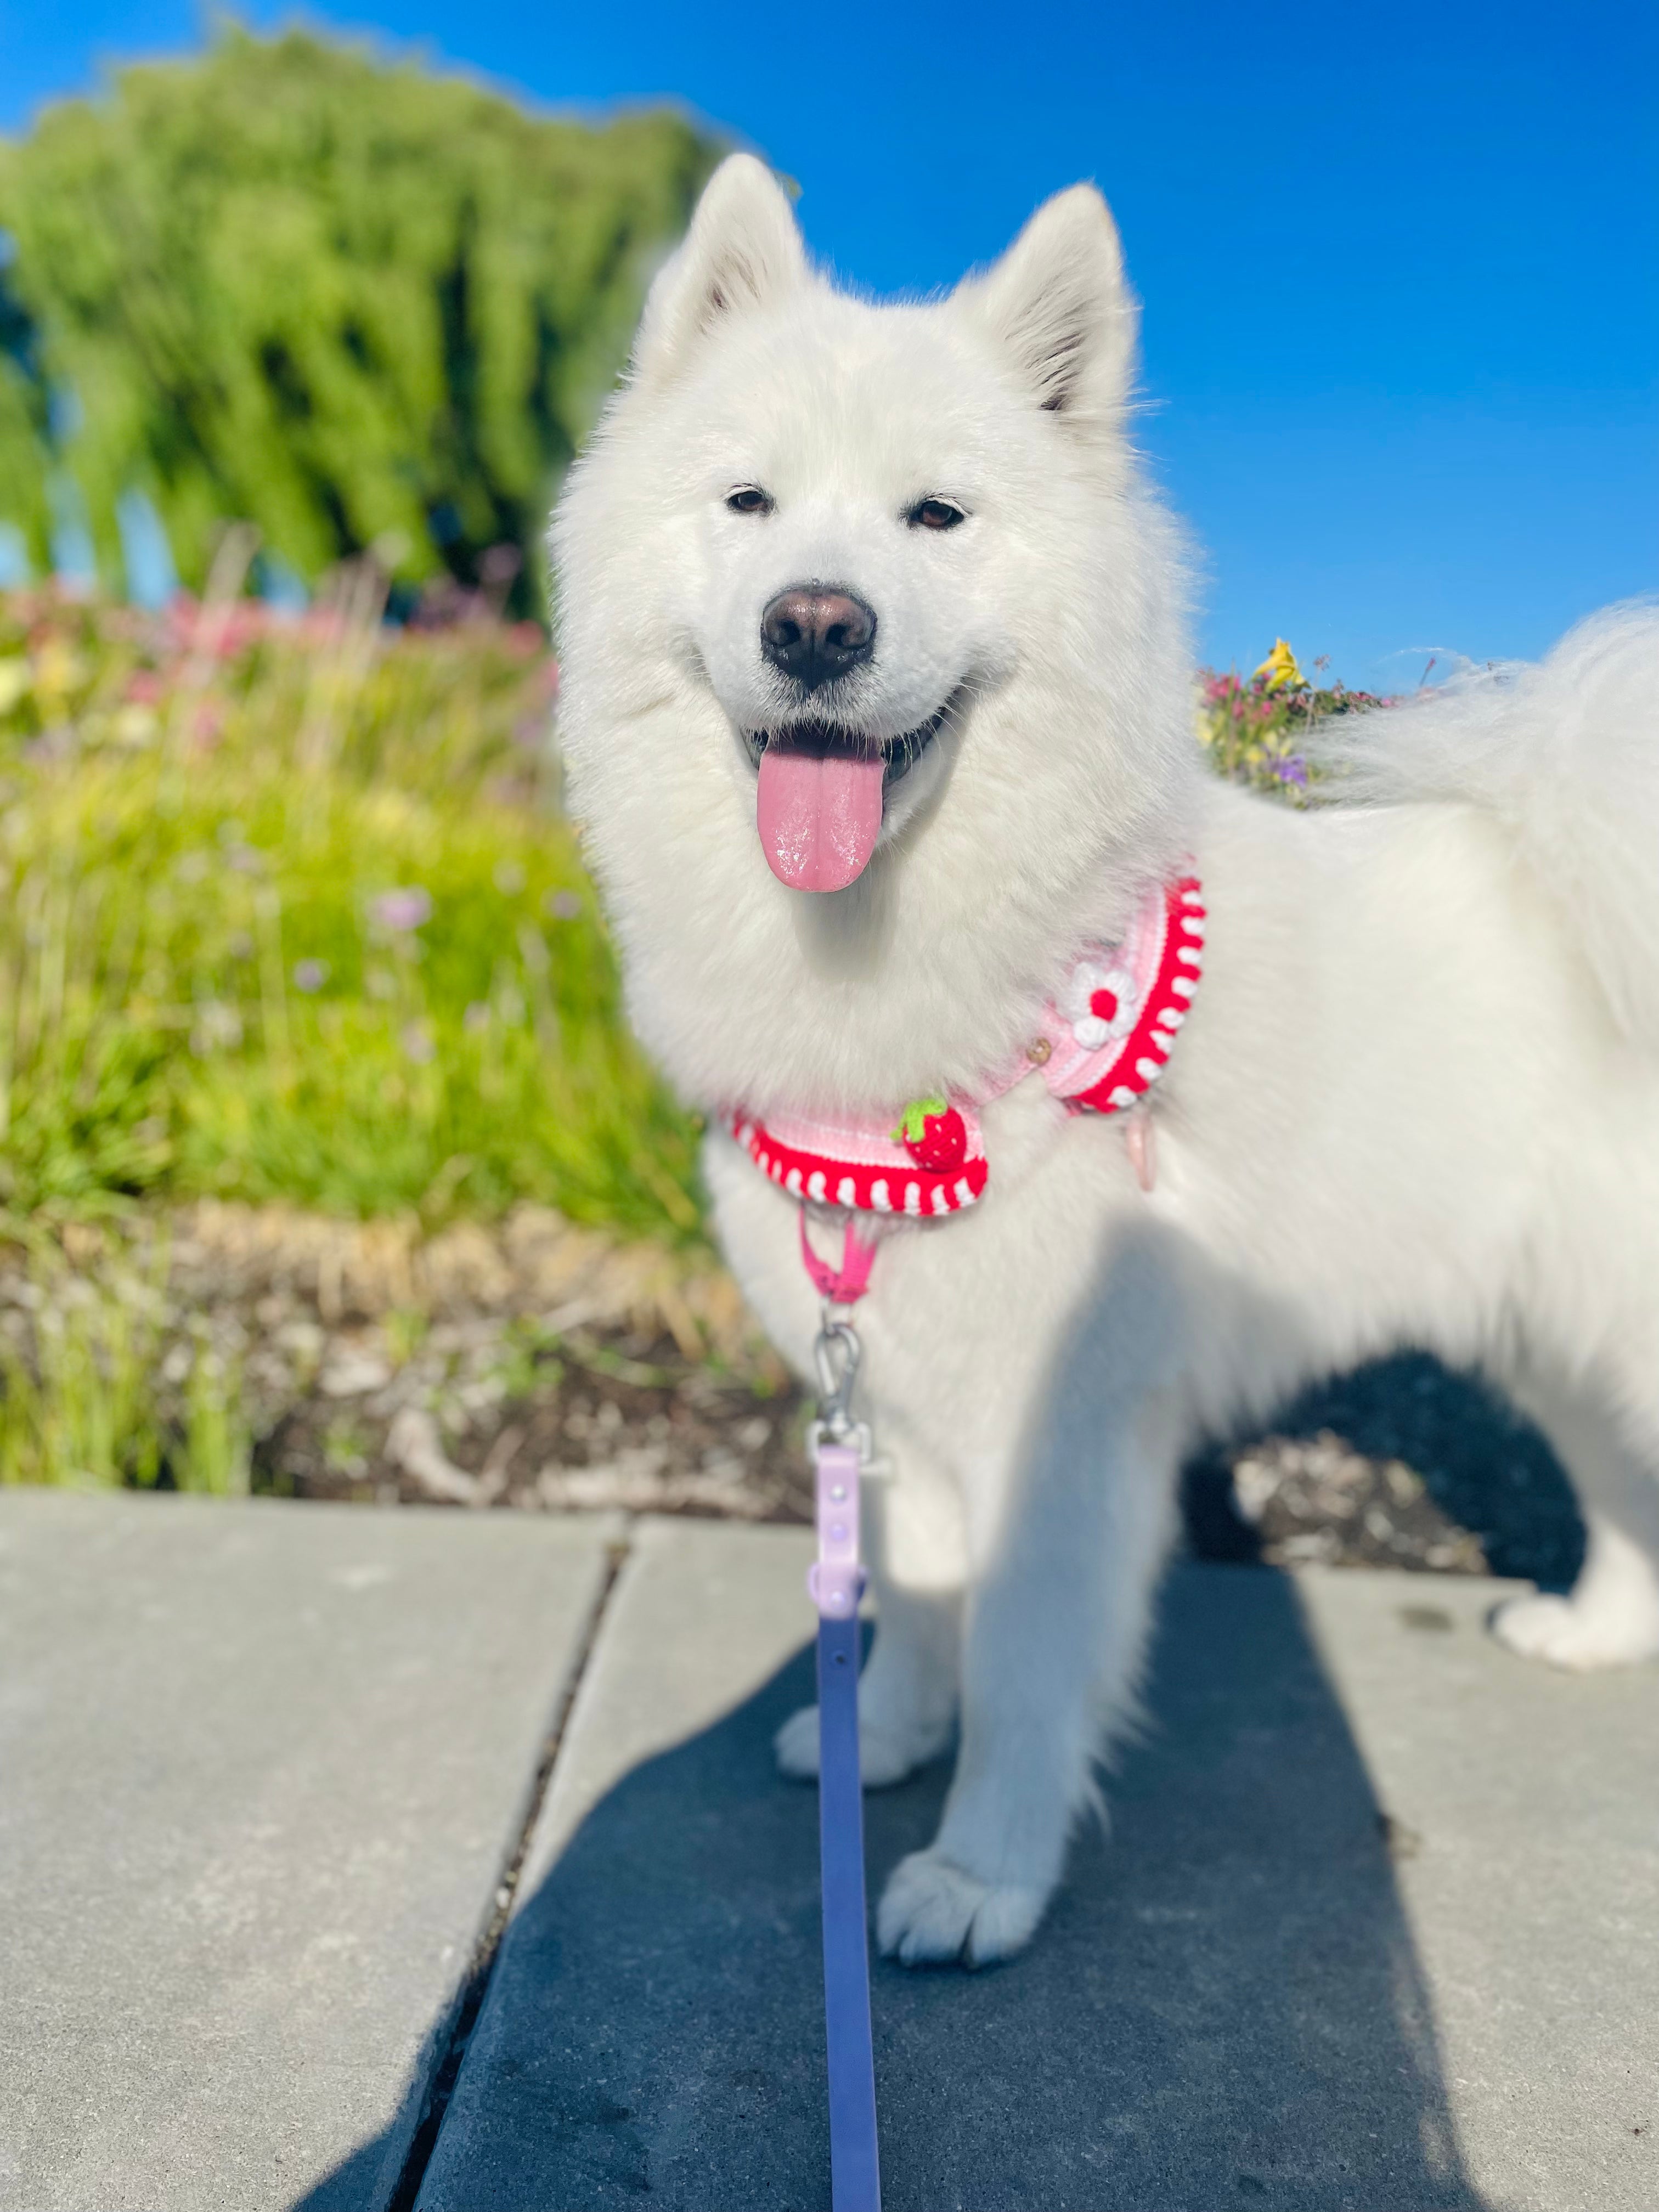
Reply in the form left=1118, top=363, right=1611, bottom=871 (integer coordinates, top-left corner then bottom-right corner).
left=0, top=574, right=702, bottom=1240
left=0, top=24, right=718, bottom=607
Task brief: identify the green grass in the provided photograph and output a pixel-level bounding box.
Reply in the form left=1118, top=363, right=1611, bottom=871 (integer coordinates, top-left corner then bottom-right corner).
left=0, top=1233, right=248, bottom=1492
left=0, top=573, right=702, bottom=1242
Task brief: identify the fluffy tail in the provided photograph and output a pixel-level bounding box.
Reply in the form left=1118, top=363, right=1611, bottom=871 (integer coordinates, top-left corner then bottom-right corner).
left=1322, top=601, right=1659, bottom=1049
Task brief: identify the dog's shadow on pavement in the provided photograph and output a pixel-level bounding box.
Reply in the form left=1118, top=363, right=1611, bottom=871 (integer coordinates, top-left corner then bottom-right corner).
left=296, top=1562, right=1493, bottom=2212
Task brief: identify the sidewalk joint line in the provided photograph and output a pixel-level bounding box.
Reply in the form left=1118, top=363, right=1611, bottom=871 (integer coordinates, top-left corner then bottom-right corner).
left=384, top=1521, right=634, bottom=2212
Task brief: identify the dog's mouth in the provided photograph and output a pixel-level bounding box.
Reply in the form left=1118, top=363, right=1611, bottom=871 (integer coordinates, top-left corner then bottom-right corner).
left=742, top=706, right=951, bottom=893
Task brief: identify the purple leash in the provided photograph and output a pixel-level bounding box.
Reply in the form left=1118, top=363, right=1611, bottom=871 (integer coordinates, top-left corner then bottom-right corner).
left=807, top=1311, right=882, bottom=2212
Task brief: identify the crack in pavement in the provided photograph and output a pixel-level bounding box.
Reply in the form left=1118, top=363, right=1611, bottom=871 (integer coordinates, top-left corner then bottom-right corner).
left=384, top=1527, right=635, bottom=2212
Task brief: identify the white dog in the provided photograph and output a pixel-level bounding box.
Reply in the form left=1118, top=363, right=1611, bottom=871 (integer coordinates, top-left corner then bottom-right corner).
left=552, top=154, right=1659, bottom=1966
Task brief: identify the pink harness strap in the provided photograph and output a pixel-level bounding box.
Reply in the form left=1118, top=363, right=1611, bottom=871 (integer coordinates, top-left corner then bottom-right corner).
left=777, top=873, right=1203, bottom=1307
left=738, top=874, right=1204, bottom=1228
left=799, top=1211, right=879, bottom=1305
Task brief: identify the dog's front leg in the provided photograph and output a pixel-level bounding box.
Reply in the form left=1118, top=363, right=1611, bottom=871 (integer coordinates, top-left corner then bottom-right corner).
left=877, top=1248, right=1186, bottom=1967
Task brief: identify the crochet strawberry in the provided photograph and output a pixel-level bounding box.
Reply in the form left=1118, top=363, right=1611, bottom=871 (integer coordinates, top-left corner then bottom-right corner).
left=891, top=1096, right=967, bottom=1175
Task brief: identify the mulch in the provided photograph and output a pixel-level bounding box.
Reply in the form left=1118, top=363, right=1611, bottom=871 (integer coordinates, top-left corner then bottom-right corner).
left=13, top=1200, right=1584, bottom=1583
left=258, top=1308, right=1584, bottom=1588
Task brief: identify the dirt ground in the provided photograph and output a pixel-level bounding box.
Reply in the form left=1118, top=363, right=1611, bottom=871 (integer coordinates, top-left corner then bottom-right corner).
left=9, top=1202, right=1584, bottom=1585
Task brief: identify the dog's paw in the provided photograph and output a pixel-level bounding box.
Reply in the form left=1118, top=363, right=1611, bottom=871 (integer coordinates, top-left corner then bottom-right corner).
left=876, top=1848, right=1046, bottom=1968
left=1490, top=1590, right=1659, bottom=1671
left=773, top=1703, right=941, bottom=1787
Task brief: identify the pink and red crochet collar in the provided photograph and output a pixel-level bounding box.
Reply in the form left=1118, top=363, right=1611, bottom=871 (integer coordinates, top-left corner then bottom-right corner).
left=731, top=874, right=1205, bottom=1220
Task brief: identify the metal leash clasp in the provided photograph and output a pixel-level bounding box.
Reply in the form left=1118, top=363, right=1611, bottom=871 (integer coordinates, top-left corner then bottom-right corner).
left=808, top=1307, right=872, bottom=1459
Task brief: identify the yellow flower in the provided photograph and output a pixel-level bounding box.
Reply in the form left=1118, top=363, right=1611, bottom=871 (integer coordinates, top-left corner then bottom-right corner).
left=112, top=703, right=160, bottom=747
left=1252, top=639, right=1305, bottom=691
left=33, top=639, right=86, bottom=714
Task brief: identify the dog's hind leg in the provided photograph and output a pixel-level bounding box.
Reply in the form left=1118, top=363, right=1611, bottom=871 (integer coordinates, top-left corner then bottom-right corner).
left=1489, top=1362, right=1659, bottom=1671
left=877, top=1240, right=1186, bottom=1967
left=774, top=1432, right=964, bottom=1786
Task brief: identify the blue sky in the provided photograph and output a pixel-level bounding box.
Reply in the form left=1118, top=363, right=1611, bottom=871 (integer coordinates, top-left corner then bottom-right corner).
left=2, top=1, right=1655, bottom=682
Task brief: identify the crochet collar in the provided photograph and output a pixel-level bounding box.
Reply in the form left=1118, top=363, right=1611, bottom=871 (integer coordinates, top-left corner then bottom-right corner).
left=731, top=874, right=1204, bottom=1218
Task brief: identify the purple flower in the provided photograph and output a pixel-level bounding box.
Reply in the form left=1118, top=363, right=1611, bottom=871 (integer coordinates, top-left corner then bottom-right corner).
left=292, top=958, right=329, bottom=992
left=371, top=888, right=433, bottom=933
left=544, top=889, right=582, bottom=921
left=1272, top=756, right=1310, bottom=787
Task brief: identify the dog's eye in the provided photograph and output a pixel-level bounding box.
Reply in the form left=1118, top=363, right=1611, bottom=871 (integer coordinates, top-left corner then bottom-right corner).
left=907, top=498, right=966, bottom=532
left=725, top=486, right=774, bottom=517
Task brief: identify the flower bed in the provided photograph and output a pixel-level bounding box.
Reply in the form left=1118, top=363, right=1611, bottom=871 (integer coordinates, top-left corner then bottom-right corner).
left=0, top=575, right=701, bottom=1242
left=1196, top=637, right=1395, bottom=800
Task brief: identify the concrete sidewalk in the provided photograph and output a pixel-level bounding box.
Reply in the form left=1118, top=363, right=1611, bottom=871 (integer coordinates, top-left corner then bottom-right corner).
left=0, top=1492, right=619, bottom=2211
left=3, top=1496, right=1655, bottom=2211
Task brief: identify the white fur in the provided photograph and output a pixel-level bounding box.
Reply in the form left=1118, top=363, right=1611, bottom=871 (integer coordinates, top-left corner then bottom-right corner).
left=1320, top=602, right=1659, bottom=1048
left=554, top=155, right=1659, bottom=1966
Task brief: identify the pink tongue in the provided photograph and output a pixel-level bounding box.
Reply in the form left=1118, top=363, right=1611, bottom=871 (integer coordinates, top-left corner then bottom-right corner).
left=755, top=744, right=885, bottom=892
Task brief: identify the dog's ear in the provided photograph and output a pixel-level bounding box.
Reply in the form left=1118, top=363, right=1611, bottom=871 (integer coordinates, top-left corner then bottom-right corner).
left=956, top=185, right=1137, bottom=426
left=631, top=154, right=806, bottom=388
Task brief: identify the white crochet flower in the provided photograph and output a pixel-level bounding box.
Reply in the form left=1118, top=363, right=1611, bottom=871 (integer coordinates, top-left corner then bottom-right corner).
left=1063, top=958, right=1137, bottom=1051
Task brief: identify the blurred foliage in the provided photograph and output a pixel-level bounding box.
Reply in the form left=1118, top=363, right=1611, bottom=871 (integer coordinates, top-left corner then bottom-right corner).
left=1197, top=642, right=1395, bottom=802
left=0, top=569, right=703, bottom=1241
left=0, top=23, right=716, bottom=608
left=0, top=1234, right=248, bottom=1493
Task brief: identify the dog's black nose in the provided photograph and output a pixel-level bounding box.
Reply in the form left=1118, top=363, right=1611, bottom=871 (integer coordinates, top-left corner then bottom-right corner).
left=760, top=588, right=876, bottom=690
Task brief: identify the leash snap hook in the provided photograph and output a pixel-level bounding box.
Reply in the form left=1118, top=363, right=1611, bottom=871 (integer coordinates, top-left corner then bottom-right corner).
left=812, top=1313, right=862, bottom=1445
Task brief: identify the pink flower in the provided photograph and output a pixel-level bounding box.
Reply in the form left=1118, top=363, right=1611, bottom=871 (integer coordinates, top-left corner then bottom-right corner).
left=371, top=888, right=432, bottom=932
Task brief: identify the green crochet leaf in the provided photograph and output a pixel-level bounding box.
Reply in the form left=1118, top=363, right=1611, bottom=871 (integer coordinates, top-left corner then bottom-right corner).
left=891, top=1095, right=948, bottom=1145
